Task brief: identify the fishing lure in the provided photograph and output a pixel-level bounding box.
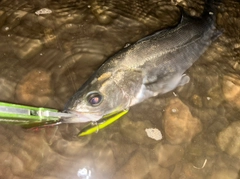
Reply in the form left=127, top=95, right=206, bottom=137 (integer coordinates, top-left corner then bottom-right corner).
left=78, top=110, right=128, bottom=136
left=0, top=102, right=128, bottom=136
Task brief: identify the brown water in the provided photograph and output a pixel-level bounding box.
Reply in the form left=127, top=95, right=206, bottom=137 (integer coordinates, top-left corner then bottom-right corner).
left=0, top=0, right=239, bottom=178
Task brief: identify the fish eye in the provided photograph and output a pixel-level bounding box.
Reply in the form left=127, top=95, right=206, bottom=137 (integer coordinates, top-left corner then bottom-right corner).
left=86, top=92, right=103, bottom=106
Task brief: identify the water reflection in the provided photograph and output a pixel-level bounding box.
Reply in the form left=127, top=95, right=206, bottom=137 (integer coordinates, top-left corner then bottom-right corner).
left=77, top=167, right=92, bottom=179
left=0, top=0, right=239, bottom=178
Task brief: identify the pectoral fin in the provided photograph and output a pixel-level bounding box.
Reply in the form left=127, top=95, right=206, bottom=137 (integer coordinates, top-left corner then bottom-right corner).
left=144, top=73, right=190, bottom=94
left=178, top=74, right=190, bottom=86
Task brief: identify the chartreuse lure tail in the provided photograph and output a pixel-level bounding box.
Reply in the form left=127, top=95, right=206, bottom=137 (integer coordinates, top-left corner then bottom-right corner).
left=78, top=110, right=128, bottom=137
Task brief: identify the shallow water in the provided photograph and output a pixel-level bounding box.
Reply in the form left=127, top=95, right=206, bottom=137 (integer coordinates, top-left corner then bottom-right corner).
left=0, top=0, right=239, bottom=178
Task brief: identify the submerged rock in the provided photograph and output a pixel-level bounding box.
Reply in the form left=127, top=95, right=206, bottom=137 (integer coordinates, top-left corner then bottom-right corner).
left=217, top=121, right=240, bottom=159
left=209, top=168, right=239, bottom=179
left=0, top=0, right=239, bottom=178
left=222, top=74, right=240, bottom=108
left=120, top=114, right=161, bottom=146
left=149, top=164, right=170, bottom=179
left=163, top=98, right=202, bottom=144
left=150, top=143, right=184, bottom=168
left=145, top=128, right=163, bottom=141
left=15, top=69, right=53, bottom=106
left=113, top=152, right=149, bottom=179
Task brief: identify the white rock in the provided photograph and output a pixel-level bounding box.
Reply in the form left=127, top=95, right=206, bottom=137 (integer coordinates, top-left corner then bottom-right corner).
left=35, top=8, right=52, bottom=16
left=145, top=128, right=163, bottom=141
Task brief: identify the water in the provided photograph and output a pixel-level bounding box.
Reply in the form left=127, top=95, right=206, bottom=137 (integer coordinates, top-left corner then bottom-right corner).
left=0, top=0, right=239, bottom=178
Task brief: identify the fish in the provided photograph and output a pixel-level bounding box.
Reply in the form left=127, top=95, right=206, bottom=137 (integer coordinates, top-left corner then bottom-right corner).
left=63, top=8, right=221, bottom=123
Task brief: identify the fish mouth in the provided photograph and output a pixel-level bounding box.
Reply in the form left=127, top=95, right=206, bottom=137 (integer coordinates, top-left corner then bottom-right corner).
left=61, top=110, right=102, bottom=123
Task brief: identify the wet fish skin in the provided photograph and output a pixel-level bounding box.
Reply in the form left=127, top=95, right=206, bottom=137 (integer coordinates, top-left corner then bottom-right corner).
left=63, top=11, right=221, bottom=123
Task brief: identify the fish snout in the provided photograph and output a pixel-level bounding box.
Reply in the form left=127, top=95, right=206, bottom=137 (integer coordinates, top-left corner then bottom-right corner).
left=61, top=110, right=101, bottom=123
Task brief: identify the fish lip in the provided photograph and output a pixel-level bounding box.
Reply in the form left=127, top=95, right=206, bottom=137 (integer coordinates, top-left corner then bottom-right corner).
left=64, top=109, right=79, bottom=115
left=62, top=110, right=84, bottom=119
left=66, top=109, right=103, bottom=115
left=62, top=109, right=102, bottom=122
left=65, top=110, right=96, bottom=116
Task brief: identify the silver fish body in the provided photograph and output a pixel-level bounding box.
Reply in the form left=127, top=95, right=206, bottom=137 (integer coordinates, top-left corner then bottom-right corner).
left=64, top=11, right=221, bottom=123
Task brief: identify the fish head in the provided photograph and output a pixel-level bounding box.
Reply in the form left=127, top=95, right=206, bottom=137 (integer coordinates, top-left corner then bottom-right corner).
left=63, top=71, right=130, bottom=123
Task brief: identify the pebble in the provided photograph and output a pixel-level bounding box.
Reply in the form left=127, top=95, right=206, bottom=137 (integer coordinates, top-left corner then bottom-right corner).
left=15, top=69, right=53, bottom=106
left=35, top=8, right=52, bottom=16
left=113, top=152, right=149, bottom=179
left=222, top=74, right=240, bottom=108
left=145, top=128, right=162, bottom=141
left=163, top=98, right=202, bottom=144
left=217, top=121, right=240, bottom=159
left=150, top=143, right=184, bottom=168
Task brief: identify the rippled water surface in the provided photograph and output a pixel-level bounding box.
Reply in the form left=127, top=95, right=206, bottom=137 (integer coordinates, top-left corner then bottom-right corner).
left=0, top=0, right=239, bottom=178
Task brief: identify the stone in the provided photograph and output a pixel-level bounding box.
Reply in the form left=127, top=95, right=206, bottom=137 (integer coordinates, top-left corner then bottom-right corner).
left=163, top=98, right=202, bottom=144
left=113, top=152, right=149, bottom=179
left=145, top=128, right=163, bottom=141
left=16, top=69, right=53, bottom=106
left=222, top=74, right=240, bottom=108
left=209, top=168, right=239, bottom=179
left=217, top=121, right=240, bottom=159
left=108, top=133, right=138, bottom=167
left=180, top=162, right=205, bottom=179
left=120, top=114, right=160, bottom=145
left=150, top=143, right=184, bottom=168
left=149, top=165, right=170, bottom=179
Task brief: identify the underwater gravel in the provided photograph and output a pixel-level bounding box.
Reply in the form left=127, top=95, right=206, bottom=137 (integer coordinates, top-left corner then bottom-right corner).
left=0, top=0, right=239, bottom=179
